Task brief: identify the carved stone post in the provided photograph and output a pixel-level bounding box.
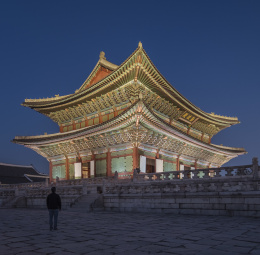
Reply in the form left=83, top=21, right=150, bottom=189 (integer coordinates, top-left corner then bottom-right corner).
left=253, top=157, right=259, bottom=179
left=45, top=178, right=49, bottom=187
left=82, top=179, right=88, bottom=195
left=133, top=169, right=137, bottom=182
left=114, top=171, right=118, bottom=180
left=56, top=176, right=59, bottom=186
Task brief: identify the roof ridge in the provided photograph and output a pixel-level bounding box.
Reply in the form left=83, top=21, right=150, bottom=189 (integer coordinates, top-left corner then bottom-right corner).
left=0, top=162, right=34, bottom=168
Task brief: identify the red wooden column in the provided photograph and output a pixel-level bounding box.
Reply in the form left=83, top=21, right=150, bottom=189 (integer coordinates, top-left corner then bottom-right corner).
left=132, top=147, right=139, bottom=170
left=195, top=160, right=198, bottom=170
left=176, top=156, right=180, bottom=171
left=107, top=149, right=112, bottom=177
left=65, top=157, right=69, bottom=180
left=49, top=161, right=53, bottom=183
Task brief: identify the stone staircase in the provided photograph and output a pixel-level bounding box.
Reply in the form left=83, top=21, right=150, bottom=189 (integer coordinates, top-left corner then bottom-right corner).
left=1, top=196, right=26, bottom=208
left=69, top=193, right=104, bottom=212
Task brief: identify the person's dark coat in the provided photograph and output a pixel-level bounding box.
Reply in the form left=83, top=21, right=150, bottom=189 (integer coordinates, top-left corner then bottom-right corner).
left=47, top=193, right=61, bottom=210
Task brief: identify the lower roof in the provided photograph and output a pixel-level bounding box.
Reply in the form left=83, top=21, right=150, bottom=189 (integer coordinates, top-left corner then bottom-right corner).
left=13, top=100, right=246, bottom=156
left=0, top=163, right=48, bottom=184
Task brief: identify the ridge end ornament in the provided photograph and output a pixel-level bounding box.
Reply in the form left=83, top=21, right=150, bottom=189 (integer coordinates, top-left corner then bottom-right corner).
left=99, top=51, right=106, bottom=60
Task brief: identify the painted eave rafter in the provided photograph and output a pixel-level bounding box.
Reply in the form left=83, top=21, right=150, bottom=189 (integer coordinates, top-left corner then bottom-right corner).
left=13, top=100, right=246, bottom=158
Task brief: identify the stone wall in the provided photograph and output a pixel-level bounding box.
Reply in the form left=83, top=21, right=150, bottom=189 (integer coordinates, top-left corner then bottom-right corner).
left=102, top=158, right=260, bottom=217
left=103, top=191, right=260, bottom=217
left=0, top=158, right=259, bottom=216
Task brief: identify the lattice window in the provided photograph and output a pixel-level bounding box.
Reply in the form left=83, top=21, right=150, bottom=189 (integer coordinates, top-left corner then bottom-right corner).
left=96, top=160, right=107, bottom=177
left=163, top=161, right=176, bottom=172
left=52, top=165, right=66, bottom=179
left=69, top=164, right=74, bottom=179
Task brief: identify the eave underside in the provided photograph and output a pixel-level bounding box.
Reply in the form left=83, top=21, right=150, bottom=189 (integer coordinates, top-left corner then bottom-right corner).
left=13, top=101, right=246, bottom=166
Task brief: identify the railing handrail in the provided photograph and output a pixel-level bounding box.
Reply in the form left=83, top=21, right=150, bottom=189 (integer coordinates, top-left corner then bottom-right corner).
left=0, top=158, right=258, bottom=190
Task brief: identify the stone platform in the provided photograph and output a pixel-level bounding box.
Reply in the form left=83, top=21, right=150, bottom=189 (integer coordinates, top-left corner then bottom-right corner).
left=0, top=208, right=260, bottom=255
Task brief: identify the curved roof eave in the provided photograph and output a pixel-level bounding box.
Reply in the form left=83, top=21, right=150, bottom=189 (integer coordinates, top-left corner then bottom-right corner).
left=22, top=47, right=140, bottom=109
left=13, top=100, right=246, bottom=156
left=21, top=44, right=239, bottom=126
left=140, top=49, right=239, bottom=125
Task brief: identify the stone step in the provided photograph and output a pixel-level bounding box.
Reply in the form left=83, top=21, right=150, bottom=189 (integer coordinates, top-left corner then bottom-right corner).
left=69, top=194, right=104, bottom=212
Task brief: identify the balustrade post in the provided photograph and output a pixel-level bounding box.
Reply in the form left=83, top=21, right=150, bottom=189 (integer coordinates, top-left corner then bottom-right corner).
left=214, top=168, right=221, bottom=178
left=114, top=171, right=118, bottom=180
left=45, top=178, right=49, bottom=187
left=225, top=168, right=233, bottom=177
left=253, top=157, right=259, bottom=179
left=56, top=176, right=59, bottom=186
left=133, top=169, right=137, bottom=182
left=182, top=170, right=188, bottom=179
left=192, top=169, right=199, bottom=179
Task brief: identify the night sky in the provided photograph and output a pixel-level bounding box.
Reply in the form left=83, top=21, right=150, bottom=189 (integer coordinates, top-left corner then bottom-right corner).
left=0, top=0, right=259, bottom=174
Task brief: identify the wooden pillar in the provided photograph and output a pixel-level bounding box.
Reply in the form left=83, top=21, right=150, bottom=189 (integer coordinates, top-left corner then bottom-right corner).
left=59, top=126, right=63, bottom=133
left=201, top=133, right=204, bottom=142
left=65, top=157, right=69, bottom=180
left=107, top=149, right=112, bottom=177
left=132, top=147, right=139, bottom=170
left=195, top=160, right=197, bottom=170
left=49, top=161, right=53, bottom=183
left=156, top=149, right=159, bottom=159
left=176, top=156, right=180, bottom=171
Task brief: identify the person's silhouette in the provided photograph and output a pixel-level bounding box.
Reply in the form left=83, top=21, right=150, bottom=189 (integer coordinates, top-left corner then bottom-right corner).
left=46, top=187, right=61, bottom=231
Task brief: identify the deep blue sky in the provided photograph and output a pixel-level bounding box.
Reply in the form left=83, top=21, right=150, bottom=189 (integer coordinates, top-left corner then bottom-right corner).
left=0, top=0, right=259, bottom=174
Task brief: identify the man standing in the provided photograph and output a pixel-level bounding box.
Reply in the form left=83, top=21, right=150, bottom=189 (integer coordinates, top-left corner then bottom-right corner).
left=46, top=187, right=61, bottom=231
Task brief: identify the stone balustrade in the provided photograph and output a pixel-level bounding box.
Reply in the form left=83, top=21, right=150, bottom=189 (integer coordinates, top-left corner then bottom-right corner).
left=133, top=164, right=256, bottom=183
left=0, top=181, right=47, bottom=190
left=0, top=158, right=259, bottom=214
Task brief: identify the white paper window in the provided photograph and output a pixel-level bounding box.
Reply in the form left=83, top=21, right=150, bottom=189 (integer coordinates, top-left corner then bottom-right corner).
left=90, top=160, right=95, bottom=176
left=156, top=159, right=163, bottom=173
left=179, top=164, right=184, bottom=179
left=140, top=156, right=146, bottom=173
left=190, top=166, right=195, bottom=178
left=74, top=162, right=82, bottom=178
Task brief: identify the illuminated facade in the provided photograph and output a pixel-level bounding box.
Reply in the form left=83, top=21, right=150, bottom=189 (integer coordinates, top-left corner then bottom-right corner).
left=13, top=42, right=246, bottom=181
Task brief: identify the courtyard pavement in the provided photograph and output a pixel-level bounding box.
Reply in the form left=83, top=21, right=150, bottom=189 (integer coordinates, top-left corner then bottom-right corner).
left=0, top=208, right=260, bottom=255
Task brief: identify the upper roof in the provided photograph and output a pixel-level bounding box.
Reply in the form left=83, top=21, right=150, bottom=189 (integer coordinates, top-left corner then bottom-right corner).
left=0, top=163, right=48, bottom=184
left=22, top=43, right=239, bottom=123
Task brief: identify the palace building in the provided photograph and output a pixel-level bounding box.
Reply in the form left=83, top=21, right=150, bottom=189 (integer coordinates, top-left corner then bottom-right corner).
left=13, top=42, right=246, bottom=181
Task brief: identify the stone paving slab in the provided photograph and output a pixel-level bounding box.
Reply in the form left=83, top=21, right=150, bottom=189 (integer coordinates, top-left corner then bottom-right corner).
left=0, top=208, right=260, bottom=254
